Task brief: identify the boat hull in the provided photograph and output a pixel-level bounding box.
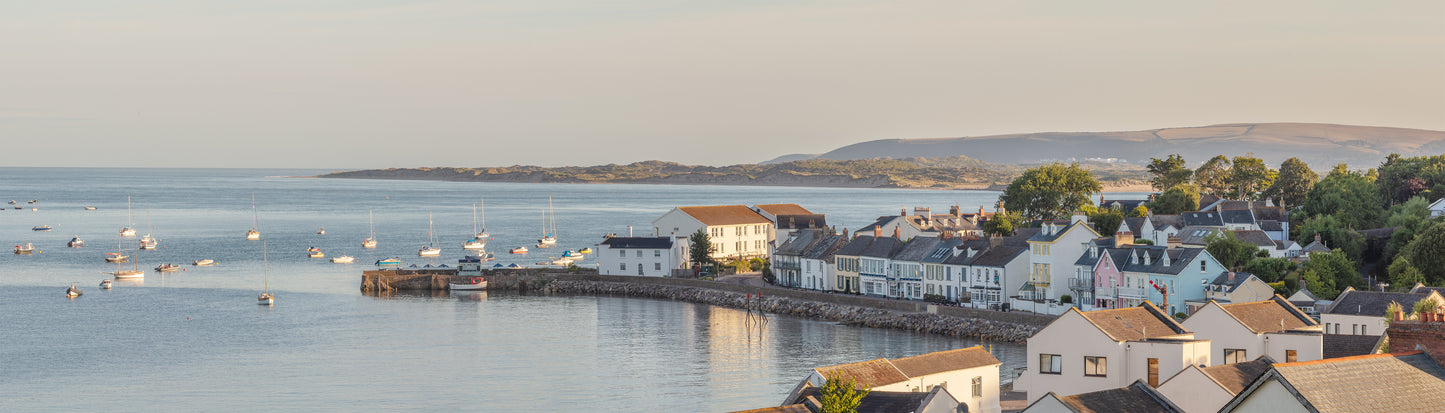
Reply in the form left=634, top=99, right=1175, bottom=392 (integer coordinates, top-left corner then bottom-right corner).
left=449, top=277, right=489, bottom=291
left=113, top=271, right=144, bottom=279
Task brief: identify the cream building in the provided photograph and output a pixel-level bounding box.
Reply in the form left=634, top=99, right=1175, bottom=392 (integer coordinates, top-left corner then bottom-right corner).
left=651, top=205, right=773, bottom=261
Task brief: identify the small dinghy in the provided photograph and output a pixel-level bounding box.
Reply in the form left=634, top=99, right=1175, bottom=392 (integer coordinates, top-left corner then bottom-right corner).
left=155, top=263, right=181, bottom=272
left=66, top=284, right=83, bottom=297
left=331, top=255, right=355, bottom=264
left=32, top=225, right=53, bottom=231
left=193, top=259, right=215, bottom=266
left=509, top=246, right=528, bottom=254
left=14, top=243, right=36, bottom=254
left=317, top=227, right=326, bottom=235
left=68, top=236, right=85, bottom=248
left=307, top=247, right=324, bottom=258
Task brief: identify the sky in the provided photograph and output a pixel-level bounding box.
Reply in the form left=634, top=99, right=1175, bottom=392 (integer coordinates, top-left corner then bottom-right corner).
left=3, top=1, right=1442, bottom=169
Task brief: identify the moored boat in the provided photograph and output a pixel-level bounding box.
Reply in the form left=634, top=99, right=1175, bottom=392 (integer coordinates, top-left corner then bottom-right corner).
left=83, top=206, right=97, bottom=210
left=111, top=269, right=144, bottom=279
left=105, top=252, right=128, bottom=263
left=509, top=246, right=528, bottom=254
left=120, top=196, right=137, bottom=236
left=331, top=255, right=355, bottom=264
left=563, top=250, right=585, bottom=260
left=307, top=247, right=324, bottom=258
left=66, top=284, right=83, bottom=297
left=463, top=201, right=491, bottom=250
left=100, top=279, right=112, bottom=289
left=578, top=247, right=593, bottom=254
left=68, top=236, right=85, bottom=248
left=193, top=259, right=215, bottom=266
left=376, top=257, right=402, bottom=266
left=451, top=255, right=488, bottom=290
left=246, top=193, right=261, bottom=240
left=317, top=227, right=326, bottom=235
left=14, top=243, right=36, bottom=254
left=418, top=212, right=441, bottom=256
left=155, top=263, right=181, bottom=272
left=32, top=225, right=53, bottom=231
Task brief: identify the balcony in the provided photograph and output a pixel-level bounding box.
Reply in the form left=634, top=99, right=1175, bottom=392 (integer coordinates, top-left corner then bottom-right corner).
left=1095, top=287, right=1116, bottom=300
left=1026, top=280, right=1050, bottom=288
left=773, top=261, right=801, bottom=271
left=1116, top=287, right=1149, bottom=299
left=1068, top=278, right=1093, bottom=290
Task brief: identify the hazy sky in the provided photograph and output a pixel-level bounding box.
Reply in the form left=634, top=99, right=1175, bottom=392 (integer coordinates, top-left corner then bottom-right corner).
left=3, top=1, right=1442, bottom=169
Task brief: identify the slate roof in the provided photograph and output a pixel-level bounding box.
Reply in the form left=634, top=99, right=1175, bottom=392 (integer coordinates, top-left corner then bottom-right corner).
left=1251, top=207, right=1285, bottom=222
left=1148, top=214, right=1183, bottom=230
left=774, top=214, right=827, bottom=230
left=890, top=236, right=942, bottom=263
left=1258, top=219, right=1284, bottom=232
left=1198, top=194, right=1222, bottom=210
left=1231, top=230, right=1276, bottom=248
left=1121, top=217, right=1145, bottom=235
left=860, top=236, right=905, bottom=259
left=1410, top=284, right=1445, bottom=296
left=813, top=358, right=909, bottom=388
left=1075, top=302, right=1192, bottom=342
left=1257, top=352, right=1445, bottom=412
left=729, top=404, right=812, bottom=413
left=1217, top=296, right=1318, bottom=333
left=1073, top=241, right=1116, bottom=267
left=785, top=385, right=946, bottom=413
left=1220, top=209, right=1256, bottom=225
left=956, top=245, right=1027, bottom=267
left=920, top=238, right=964, bottom=264
left=1322, top=334, right=1383, bottom=359
left=1107, top=246, right=1206, bottom=276
left=677, top=205, right=771, bottom=225
left=1181, top=211, right=1225, bottom=227
left=834, top=236, right=877, bottom=257
left=1028, top=221, right=1097, bottom=243
left=1198, top=356, right=1274, bottom=395
left=753, top=203, right=813, bottom=216
left=773, top=231, right=817, bottom=257
left=1301, top=235, right=1331, bottom=254
left=1176, top=226, right=1221, bottom=246
left=1100, top=199, right=1149, bottom=211
left=996, top=228, right=1041, bottom=246
left=801, top=234, right=846, bottom=263
left=889, top=346, right=1001, bottom=378
left=599, top=237, right=673, bottom=249
left=1051, top=380, right=1182, bottom=413
left=1273, top=240, right=1298, bottom=251
left=1326, top=290, right=1435, bottom=316
left=1208, top=271, right=1258, bottom=293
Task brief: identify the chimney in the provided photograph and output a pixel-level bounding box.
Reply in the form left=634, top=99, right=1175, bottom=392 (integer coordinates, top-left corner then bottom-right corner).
left=950, top=205, right=961, bottom=216
left=901, top=208, right=907, bottom=217
left=628, top=225, right=633, bottom=237
left=1115, top=231, right=1134, bottom=248
left=842, top=228, right=850, bottom=239
left=978, top=205, right=986, bottom=218
left=1167, top=236, right=1183, bottom=249
left=892, top=226, right=901, bottom=239
left=1227, top=272, right=1235, bottom=284
left=1314, top=233, right=1322, bottom=244
left=1072, top=211, right=1088, bottom=225
left=989, top=233, right=1004, bottom=247
left=873, top=226, right=881, bottom=238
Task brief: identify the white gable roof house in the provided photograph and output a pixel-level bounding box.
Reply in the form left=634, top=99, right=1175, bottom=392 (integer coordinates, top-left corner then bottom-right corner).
left=784, top=346, right=1004, bottom=413
left=1155, top=356, right=1273, bottom=413
left=1219, top=351, right=1445, bottom=413
left=651, top=205, right=773, bottom=261
left=1023, top=216, right=1102, bottom=305
left=1181, top=296, right=1323, bottom=367
left=1016, top=302, right=1210, bottom=403
left=1430, top=197, right=1445, bottom=217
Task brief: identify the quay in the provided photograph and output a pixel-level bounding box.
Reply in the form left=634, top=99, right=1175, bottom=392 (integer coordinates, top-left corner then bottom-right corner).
left=360, top=269, right=1052, bottom=343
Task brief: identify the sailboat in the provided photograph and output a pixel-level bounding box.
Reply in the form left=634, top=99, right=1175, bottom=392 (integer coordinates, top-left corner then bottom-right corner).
left=418, top=212, right=441, bottom=256
left=120, top=196, right=137, bottom=237
left=246, top=193, right=261, bottom=240
left=105, top=229, right=128, bottom=263
left=139, top=207, right=158, bottom=250
left=463, top=201, right=490, bottom=250
left=107, top=231, right=144, bottom=279
left=537, top=197, right=558, bottom=248
left=257, top=201, right=274, bottom=305
left=361, top=210, right=378, bottom=248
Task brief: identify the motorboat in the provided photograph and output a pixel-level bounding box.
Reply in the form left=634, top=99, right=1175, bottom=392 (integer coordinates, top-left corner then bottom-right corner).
left=100, top=279, right=112, bottom=289
left=331, top=255, right=355, bottom=264
left=563, top=250, right=585, bottom=260
left=578, top=248, right=593, bottom=254
left=14, top=243, right=35, bottom=254
left=139, top=234, right=158, bottom=250
left=105, top=252, right=128, bottom=263
left=509, top=246, right=528, bottom=254
left=66, top=284, right=83, bottom=297
left=317, top=227, right=326, bottom=235
left=68, top=236, right=85, bottom=248
left=155, top=264, right=181, bottom=272
left=548, top=257, right=575, bottom=266
left=450, top=276, right=488, bottom=291
left=376, top=257, right=402, bottom=266
left=307, top=247, right=325, bottom=258
left=32, top=225, right=53, bottom=232
left=193, top=259, right=215, bottom=266
left=83, top=206, right=97, bottom=210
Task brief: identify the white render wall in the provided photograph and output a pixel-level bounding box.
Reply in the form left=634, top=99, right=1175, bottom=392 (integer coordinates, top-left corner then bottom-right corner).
left=594, top=239, right=688, bottom=277
left=1183, top=304, right=1266, bottom=366
left=1224, top=379, right=1313, bottom=413
left=651, top=208, right=772, bottom=261
left=1022, top=311, right=1130, bottom=402
left=1029, top=224, right=1100, bottom=302
left=1157, top=366, right=1235, bottom=413
left=1320, top=313, right=1386, bottom=336
left=1262, top=332, right=1322, bottom=363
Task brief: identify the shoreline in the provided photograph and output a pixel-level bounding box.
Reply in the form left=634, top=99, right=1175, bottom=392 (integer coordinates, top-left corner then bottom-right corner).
left=312, top=174, right=1154, bottom=193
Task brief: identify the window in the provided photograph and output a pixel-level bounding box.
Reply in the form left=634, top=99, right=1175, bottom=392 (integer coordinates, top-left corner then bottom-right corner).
left=638, top=265, right=644, bottom=275
left=1362, top=325, right=1367, bottom=335
left=1200, top=261, right=1207, bottom=272
left=619, top=263, right=626, bottom=271
left=1224, top=349, right=1247, bottom=364
left=1352, top=324, right=1359, bottom=335
left=655, top=263, right=662, bottom=271
left=1084, top=356, right=1107, bottom=377
left=971, top=376, right=982, bottom=398
left=636, top=250, right=642, bottom=257
left=619, top=249, right=626, bottom=257
left=654, top=250, right=660, bottom=257
left=1039, top=354, right=1062, bottom=374
left=1286, top=350, right=1297, bottom=363
left=1147, top=358, right=1159, bottom=387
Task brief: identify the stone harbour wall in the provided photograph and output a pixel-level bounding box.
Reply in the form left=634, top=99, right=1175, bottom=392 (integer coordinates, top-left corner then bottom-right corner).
left=538, top=280, right=1040, bottom=343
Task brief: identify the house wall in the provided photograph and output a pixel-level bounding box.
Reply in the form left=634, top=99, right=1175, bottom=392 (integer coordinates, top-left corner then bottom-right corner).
left=1224, top=378, right=1312, bottom=413
left=834, top=254, right=861, bottom=294
left=1156, top=366, right=1234, bottom=413
left=1228, top=278, right=1277, bottom=304
left=801, top=257, right=831, bottom=291
left=919, top=388, right=964, bottom=413
left=594, top=240, right=687, bottom=277
left=1093, top=253, right=1125, bottom=309
left=1183, top=304, right=1266, bottom=366
left=913, top=365, right=1001, bottom=413
left=1125, top=340, right=1211, bottom=390
left=1028, top=224, right=1099, bottom=302
left=1020, top=395, right=1074, bottom=413
left=1263, top=332, right=1323, bottom=363
left=1321, top=313, right=1386, bottom=336
left=1022, top=311, right=1128, bottom=402
left=651, top=209, right=772, bottom=261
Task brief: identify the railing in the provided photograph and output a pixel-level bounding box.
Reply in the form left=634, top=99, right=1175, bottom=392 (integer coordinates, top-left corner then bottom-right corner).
left=1027, top=280, right=1050, bottom=288
left=773, top=261, right=801, bottom=271
left=1096, top=287, right=1116, bottom=299
left=1068, top=278, right=1093, bottom=290
left=1116, top=287, right=1149, bottom=299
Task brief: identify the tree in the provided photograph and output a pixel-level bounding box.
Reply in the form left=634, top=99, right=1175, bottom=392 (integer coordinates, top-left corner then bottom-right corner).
left=1300, top=250, right=1363, bottom=300
left=1295, top=214, right=1366, bottom=264
left=1130, top=205, right=1149, bottom=218
left=688, top=229, right=716, bottom=267
left=819, top=373, right=870, bottom=413
left=1147, top=154, right=1193, bottom=191
left=1206, top=231, right=1261, bottom=271
left=1083, top=205, right=1125, bottom=237
left=1151, top=184, right=1201, bottom=215
left=1264, top=157, right=1318, bottom=207
left=1244, top=257, right=1297, bottom=283
left=1382, top=197, right=1435, bottom=266
left=1301, top=165, right=1384, bottom=231
left=1407, top=222, right=1445, bottom=286
left=1387, top=255, right=1425, bottom=289
left=998, top=163, right=1102, bottom=220
left=1195, top=155, right=1233, bottom=198
left=1230, top=155, right=1273, bottom=200
left=1377, top=153, right=1445, bottom=205
left=984, top=211, right=1022, bottom=236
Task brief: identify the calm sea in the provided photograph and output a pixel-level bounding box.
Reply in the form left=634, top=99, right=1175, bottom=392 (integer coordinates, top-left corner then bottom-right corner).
left=0, top=168, right=1052, bottom=411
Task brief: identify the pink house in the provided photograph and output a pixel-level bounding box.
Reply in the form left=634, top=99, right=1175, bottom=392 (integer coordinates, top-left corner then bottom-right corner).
left=1090, top=232, right=1141, bottom=310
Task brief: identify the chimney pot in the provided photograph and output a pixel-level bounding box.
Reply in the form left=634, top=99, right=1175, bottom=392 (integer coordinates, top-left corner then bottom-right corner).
left=873, top=226, right=881, bottom=238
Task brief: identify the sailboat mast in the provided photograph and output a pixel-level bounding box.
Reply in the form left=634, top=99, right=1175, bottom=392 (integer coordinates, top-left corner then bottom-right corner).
left=480, top=198, right=486, bottom=230
left=369, top=210, right=376, bottom=239
left=127, top=196, right=134, bottom=227
left=472, top=204, right=479, bottom=234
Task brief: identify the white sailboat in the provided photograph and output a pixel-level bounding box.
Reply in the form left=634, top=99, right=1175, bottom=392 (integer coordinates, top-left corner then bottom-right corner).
left=246, top=193, right=261, bottom=240
left=463, top=201, right=490, bottom=250
left=362, top=210, right=378, bottom=248
left=120, top=196, right=137, bottom=237
left=107, top=231, right=144, bottom=279
left=257, top=202, right=274, bottom=305
left=105, top=227, right=128, bottom=263
left=139, top=207, right=158, bottom=250
left=537, top=197, right=558, bottom=248
left=418, top=212, right=441, bottom=256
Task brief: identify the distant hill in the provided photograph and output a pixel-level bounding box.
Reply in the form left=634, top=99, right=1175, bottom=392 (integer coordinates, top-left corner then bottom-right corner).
left=770, top=123, right=1445, bottom=169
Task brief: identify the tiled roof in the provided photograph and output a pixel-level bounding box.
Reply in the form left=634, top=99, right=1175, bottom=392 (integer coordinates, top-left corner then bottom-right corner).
left=1266, top=352, right=1445, bottom=412
left=860, top=236, right=905, bottom=259
left=774, top=214, right=827, bottom=230
left=1252, top=207, right=1285, bottom=222
left=1258, top=219, right=1284, bottom=232
left=1231, top=230, right=1276, bottom=248
left=1198, top=194, right=1222, bottom=210
left=790, top=386, right=938, bottom=413
left=1322, top=334, right=1382, bottom=359
left=1411, top=285, right=1445, bottom=296
left=1176, top=226, right=1221, bottom=246
left=728, top=405, right=812, bottom=413
left=1053, top=380, right=1182, bottom=413
left=813, top=358, right=909, bottom=388
left=1326, top=290, right=1435, bottom=316
left=599, top=237, right=673, bottom=249
left=1199, top=356, right=1274, bottom=395
left=1076, top=302, right=1192, bottom=342
left=890, top=236, right=942, bottom=262
left=1181, top=211, right=1225, bottom=227
left=889, top=346, right=1001, bottom=378
left=996, top=228, right=1040, bottom=246
left=1108, top=246, right=1205, bottom=276
left=1121, top=217, right=1145, bottom=235
left=754, top=203, right=813, bottom=216
left=1208, top=271, right=1257, bottom=293
left=920, top=238, right=964, bottom=264
left=1301, top=236, right=1331, bottom=253
left=1217, top=296, right=1318, bottom=334
left=1273, top=240, right=1297, bottom=251
left=677, top=205, right=771, bottom=226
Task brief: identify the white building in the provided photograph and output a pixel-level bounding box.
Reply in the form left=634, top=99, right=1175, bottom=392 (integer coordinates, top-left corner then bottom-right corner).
left=1219, top=352, right=1445, bottom=412
left=1186, top=271, right=1277, bottom=314
left=798, top=233, right=845, bottom=291
left=594, top=236, right=688, bottom=277
left=1430, top=197, right=1445, bottom=218
left=1016, top=302, right=1211, bottom=402
left=1024, top=218, right=1102, bottom=302
left=786, top=346, right=1004, bottom=413
left=1320, top=287, right=1444, bottom=336
left=1155, top=357, right=1273, bottom=413
left=750, top=203, right=821, bottom=252
left=1182, top=297, right=1323, bottom=366
left=1023, top=380, right=1183, bottom=413
left=651, top=205, right=773, bottom=261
